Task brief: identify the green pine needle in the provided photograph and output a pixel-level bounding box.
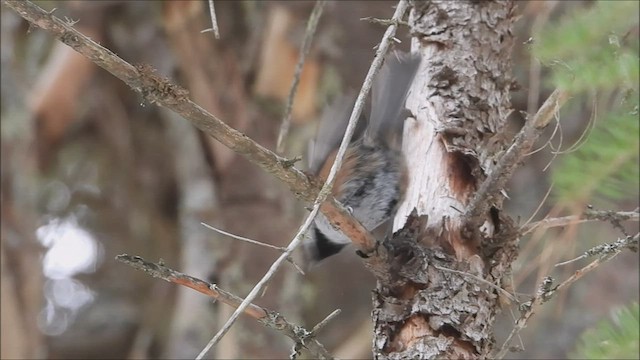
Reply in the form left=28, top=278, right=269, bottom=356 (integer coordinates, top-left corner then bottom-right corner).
left=570, top=302, right=640, bottom=359
left=532, top=0, right=639, bottom=205
left=552, top=106, right=639, bottom=205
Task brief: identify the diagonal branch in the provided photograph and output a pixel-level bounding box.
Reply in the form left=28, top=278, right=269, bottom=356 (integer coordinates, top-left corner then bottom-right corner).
left=555, top=232, right=639, bottom=267
left=494, top=233, right=639, bottom=359
left=196, top=205, right=324, bottom=359
left=2, top=0, right=374, bottom=254
left=465, top=89, right=571, bottom=231
left=115, top=254, right=334, bottom=360
left=521, top=208, right=639, bottom=235
left=277, top=0, right=326, bottom=154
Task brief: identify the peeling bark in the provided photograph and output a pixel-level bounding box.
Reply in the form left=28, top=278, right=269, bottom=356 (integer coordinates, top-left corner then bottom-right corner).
left=375, top=1, right=519, bottom=358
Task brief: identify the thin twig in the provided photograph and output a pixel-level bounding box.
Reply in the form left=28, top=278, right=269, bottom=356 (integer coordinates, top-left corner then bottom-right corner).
left=276, top=0, right=326, bottom=154
left=360, top=16, right=409, bottom=27
left=515, top=204, right=564, bottom=286
left=526, top=1, right=557, bottom=116
left=201, top=0, right=220, bottom=39
left=196, top=205, right=323, bottom=359
left=521, top=209, right=639, bottom=235
left=465, top=89, right=570, bottom=233
left=201, top=222, right=305, bottom=275
left=553, top=234, right=638, bottom=292
left=551, top=91, right=597, bottom=155
left=494, top=277, right=555, bottom=359
left=555, top=233, right=639, bottom=267
left=519, top=181, right=555, bottom=231
left=196, top=2, right=410, bottom=357
left=311, top=309, right=342, bottom=335
left=522, top=108, right=561, bottom=157
left=3, top=0, right=372, bottom=262
left=115, top=254, right=333, bottom=359
left=291, top=308, right=342, bottom=359
left=507, top=307, right=525, bottom=352
left=494, top=233, right=639, bottom=359
left=202, top=222, right=284, bottom=251
left=541, top=110, right=563, bottom=171
left=554, top=254, right=586, bottom=267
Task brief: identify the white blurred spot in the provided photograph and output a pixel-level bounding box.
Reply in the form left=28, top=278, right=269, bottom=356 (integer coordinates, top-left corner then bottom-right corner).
left=36, top=217, right=100, bottom=279
left=36, top=216, right=100, bottom=336
left=37, top=299, right=69, bottom=336
left=47, top=278, right=95, bottom=310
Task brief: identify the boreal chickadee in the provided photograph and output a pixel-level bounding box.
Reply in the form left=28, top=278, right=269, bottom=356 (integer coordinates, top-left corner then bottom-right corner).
left=303, top=51, right=421, bottom=265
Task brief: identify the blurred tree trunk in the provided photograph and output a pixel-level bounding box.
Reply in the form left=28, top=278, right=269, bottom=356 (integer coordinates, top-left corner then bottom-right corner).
left=161, top=2, right=309, bottom=358
left=372, top=1, right=518, bottom=358
left=1, top=206, right=45, bottom=359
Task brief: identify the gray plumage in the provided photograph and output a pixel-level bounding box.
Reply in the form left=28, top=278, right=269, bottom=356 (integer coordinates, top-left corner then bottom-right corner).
left=303, top=51, right=421, bottom=265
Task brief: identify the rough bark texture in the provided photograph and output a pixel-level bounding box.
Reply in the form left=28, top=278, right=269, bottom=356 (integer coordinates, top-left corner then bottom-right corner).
left=375, top=1, right=519, bottom=359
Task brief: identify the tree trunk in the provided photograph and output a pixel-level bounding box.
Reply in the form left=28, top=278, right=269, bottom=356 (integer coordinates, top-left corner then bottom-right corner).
left=372, top=1, right=518, bottom=358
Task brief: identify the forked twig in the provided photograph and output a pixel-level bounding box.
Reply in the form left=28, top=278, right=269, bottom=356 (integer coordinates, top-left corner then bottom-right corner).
left=115, top=254, right=333, bottom=359
left=521, top=209, right=639, bottom=235
left=495, top=233, right=639, bottom=359
left=466, top=89, right=570, bottom=231
left=201, top=0, right=220, bottom=39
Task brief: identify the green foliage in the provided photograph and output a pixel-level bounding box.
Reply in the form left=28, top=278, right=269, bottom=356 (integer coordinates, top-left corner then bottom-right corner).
left=570, top=302, right=640, bottom=359
left=534, top=1, right=639, bottom=93
left=533, top=1, right=640, bottom=205
left=552, top=104, right=639, bottom=205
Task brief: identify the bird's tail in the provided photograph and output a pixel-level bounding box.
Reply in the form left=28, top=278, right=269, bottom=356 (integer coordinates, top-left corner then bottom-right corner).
left=364, top=51, right=421, bottom=145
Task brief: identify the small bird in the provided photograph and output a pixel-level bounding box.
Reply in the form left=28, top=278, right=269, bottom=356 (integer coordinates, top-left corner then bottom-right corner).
left=303, top=51, right=421, bottom=264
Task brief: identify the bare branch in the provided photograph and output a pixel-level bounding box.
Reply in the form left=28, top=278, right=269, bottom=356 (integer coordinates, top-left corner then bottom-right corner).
left=115, top=254, right=334, bottom=359
left=553, top=233, right=638, bottom=291
left=201, top=222, right=285, bottom=251
left=200, top=222, right=305, bottom=275
left=494, top=233, right=639, bottom=359
left=196, top=204, right=324, bottom=359
left=2, top=0, right=372, bottom=259
left=2, top=1, right=310, bottom=196
left=519, top=182, right=555, bottom=231
left=291, top=308, right=341, bottom=359
left=311, top=309, right=342, bottom=335
left=201, top=0, right=220, bottom=39
left=360, top=16, right=409, bottom=27
left=466, top=89, right=571, bottom=231
left=276, top=0, right=326, bottom=154
left=521, top=208, right=639, bottom=235
left=494, top=277, right=554, bottom=359
left=555, top=232, right=639, bottom=267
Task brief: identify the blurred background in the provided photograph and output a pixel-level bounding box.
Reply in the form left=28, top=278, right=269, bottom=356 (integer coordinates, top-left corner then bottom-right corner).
left=1, top=1, right=638, bottom=359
